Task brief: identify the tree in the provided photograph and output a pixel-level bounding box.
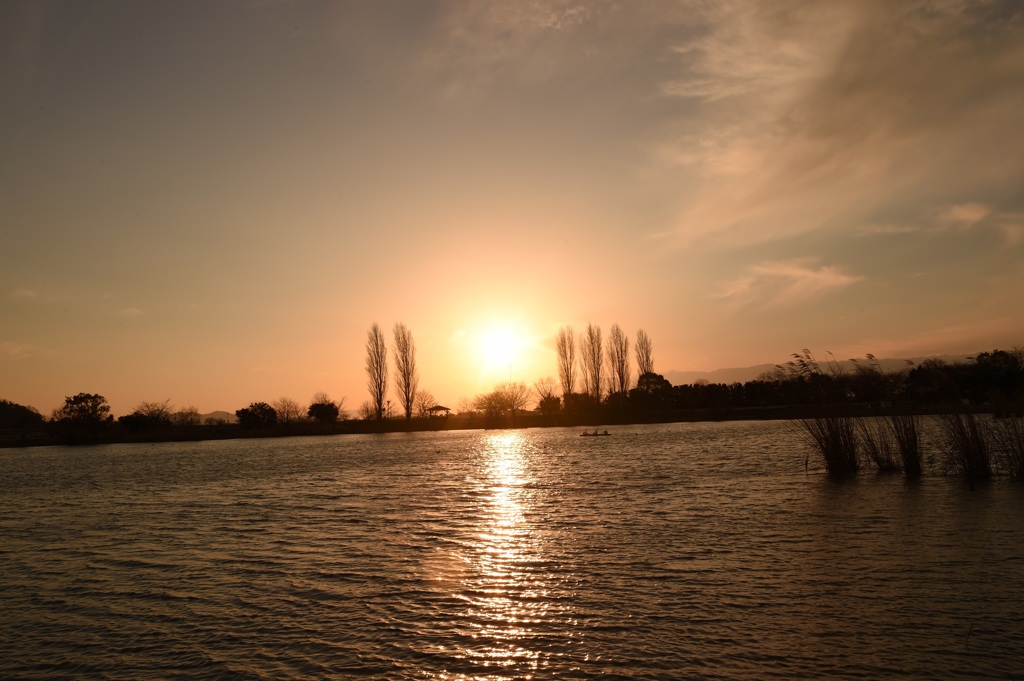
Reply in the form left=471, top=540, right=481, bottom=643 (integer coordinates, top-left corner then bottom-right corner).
left=235, top=402, right=277, bottom=429
left=555, top=326, right=578, bottom=397
left=415, top=390, right=437, bottom=418
left=635, top=329, right=653, bottom=379
left=0, top=399, right=45, bottom=440
left=535, top=377, right=561, bottom=415
left=393, top=322, right=419, bottom=420
left=580, top=323, right=603, bottom=401
left=473, top=382, right=532, bottom=418
left=53, top=393, right=112, bottom=424
left=53, top=393, right=113, bottom=442
left=358, top=400, right=375, bottom=420
left=172, top=406, right=201, bottom=427
left=119, top=399, right=175, bottom=431
left=607, top=324, right=631, bottom=396
left=308, top=392, right=341, bottom=423
left=272, top=397, right=305, bottom=423
left=136, top=399, right=174, bottom=424
left=365, top=323, right=388, bottom=420
left=501, top=381, right=532, bottom=416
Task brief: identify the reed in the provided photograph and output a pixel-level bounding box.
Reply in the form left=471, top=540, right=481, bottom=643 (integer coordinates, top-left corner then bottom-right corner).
left=888, top=412, right=922, bottom=477
left=935, top=412, right=992, bottom=478
left=991, top=417, right=1024, bottom=478
left=857, top=418, right=900, bottom=472
left=798, top=410, right=859, bottom=476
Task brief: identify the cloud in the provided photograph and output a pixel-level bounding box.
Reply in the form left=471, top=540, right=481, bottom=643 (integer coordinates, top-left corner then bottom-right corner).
left=10, top=288, right=41, bottom=300
left=936, top=202, right=1024, bottom=244
left=657, top=0, right=1024, bottom=249
left=942, top=202, right=993, bottom=225
left=714, top=259, right=861, bottom=309
left=0, top=341, right=51, bottom=359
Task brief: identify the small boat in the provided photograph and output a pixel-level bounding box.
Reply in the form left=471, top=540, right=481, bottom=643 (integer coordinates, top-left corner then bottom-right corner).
left=580, top=430, right=611, bottom=437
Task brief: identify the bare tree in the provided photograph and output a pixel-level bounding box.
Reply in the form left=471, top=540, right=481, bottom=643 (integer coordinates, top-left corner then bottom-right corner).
left=607, top=324, right=631, bottom=395
left=273, top=397, right=305, bottom=422
left=365, top=323, right=388, bottom=420
left=415, top=390, right=436, bottom=418
left=135, top=399, right=174, bottom=423
left=457, top=396, right=476, bottom=415
left=635, top=328, right=654, bottom=378
left=393, top=322, right=419, bottom=420
left=358, top=400, right=374, bottom=420
left=580, top=323, right=603, bottom=400
left=555, top=326, right=578, bottom=396
left=502, top=381, right=532, bottom=415
left=172, top=405, right=201, bottom=427
left=534, top=377, right=558, bottom=402
left=474, top=381, right=532, bottom=417
left=535, top=376, right=560, bottom=415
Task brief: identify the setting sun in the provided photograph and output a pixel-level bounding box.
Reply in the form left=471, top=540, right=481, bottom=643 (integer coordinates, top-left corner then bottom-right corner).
left=477, top=326, right=522, bottom=375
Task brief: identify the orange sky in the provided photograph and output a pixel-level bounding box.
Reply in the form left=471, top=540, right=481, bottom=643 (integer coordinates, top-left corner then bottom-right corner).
left=3, top=1, right=1023, bottom=416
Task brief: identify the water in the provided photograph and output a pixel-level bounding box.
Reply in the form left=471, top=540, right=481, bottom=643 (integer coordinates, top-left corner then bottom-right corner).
left=1, top=421, right=1022, bottom=679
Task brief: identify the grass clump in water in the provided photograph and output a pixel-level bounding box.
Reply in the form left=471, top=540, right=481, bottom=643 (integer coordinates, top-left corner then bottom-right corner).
left=798, top=411, right=860, bottom=476
left=936, top=411, right=992, bottom=478
left=889, top=412, right=922, bottom=477
left=857, top=418, right=900, bottom=473
left=784, top=350, right=859, bottom=476
left=991, top=417, right=1024, bottom=478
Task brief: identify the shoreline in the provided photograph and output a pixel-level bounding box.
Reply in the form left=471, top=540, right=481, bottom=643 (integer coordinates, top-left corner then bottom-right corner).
left=0, top=404, right=993, bottom=449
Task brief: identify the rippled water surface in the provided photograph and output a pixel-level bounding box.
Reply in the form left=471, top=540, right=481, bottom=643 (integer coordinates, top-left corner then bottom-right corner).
left=2, top=421, right=1023, bottom=679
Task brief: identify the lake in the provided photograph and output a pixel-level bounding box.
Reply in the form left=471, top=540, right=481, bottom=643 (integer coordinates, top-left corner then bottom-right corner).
left=1, top=420, right=1022, bottom=679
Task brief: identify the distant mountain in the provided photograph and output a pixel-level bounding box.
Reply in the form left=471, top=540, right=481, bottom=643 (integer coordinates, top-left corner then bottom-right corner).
left=663, top=354, right=975, bottom=386
left=200, top=410, right=237, bottom=424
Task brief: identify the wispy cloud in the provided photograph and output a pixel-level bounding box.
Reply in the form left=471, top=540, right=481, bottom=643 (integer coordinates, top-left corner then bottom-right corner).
left=0, top=341, right=52, bottom=359
left=714, top=259, right=861, bottom=309
left=10, top=288, right=41, bottom=300
left=942, top=202, right=993, bottom=226
left=656, top=0, right=1024, bottom=250
left=936, top=202, right=1024, bottom=244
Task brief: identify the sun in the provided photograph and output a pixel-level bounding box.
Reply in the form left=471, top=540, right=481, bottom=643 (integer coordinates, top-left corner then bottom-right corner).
left=477, top=325, right=521, bottom=375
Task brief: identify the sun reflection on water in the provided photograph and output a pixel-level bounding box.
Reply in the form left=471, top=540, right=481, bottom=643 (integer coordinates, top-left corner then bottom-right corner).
left=439, top=431, right=559, bottom=678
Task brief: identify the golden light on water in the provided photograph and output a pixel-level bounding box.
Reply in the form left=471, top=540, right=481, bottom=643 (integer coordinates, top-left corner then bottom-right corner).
left=450, top=431, right=549, bottom=676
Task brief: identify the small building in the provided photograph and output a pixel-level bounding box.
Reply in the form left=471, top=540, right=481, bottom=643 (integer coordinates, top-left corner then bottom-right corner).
left=427, top=405, right=450, bottom=418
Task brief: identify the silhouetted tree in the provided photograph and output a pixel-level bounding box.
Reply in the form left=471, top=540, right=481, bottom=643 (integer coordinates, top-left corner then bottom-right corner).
left=474, top=382, right=532, bottom=418
left=555, top=326, right=578, bottom=397
left=235, top=402, right=277, bottom=429
left=393, top=322, right=419, bottom=420
left=415, top=390, right=436, bottom=418
left=308, top=392, right=341, bottom=423
left=119, top=399, right=174, bottom=431
left=0, top=399, right=45, bottom=441
left=172, top=406, right=201, bottom=427
left=272, top=397, right=304, bottom=423
left=136, top=399, right=174, bottom=424
left=53, top=393, right=113, bottom=442
left=365, top=323, right=388, bottom=420
left=581, top=323, right=603, bottom=400
left=630, top=372, right=673, bottom=413
left=635, top=329, right=653, bottom=379
left=607, top=324, right=631, bottom=396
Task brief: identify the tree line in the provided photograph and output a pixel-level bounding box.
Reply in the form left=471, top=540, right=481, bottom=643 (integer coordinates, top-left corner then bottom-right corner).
left=3, top=327, right=1021, bottom=446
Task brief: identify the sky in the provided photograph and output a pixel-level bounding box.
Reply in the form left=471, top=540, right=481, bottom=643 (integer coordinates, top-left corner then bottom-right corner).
left=2, top=0, right=1023, bottom=416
